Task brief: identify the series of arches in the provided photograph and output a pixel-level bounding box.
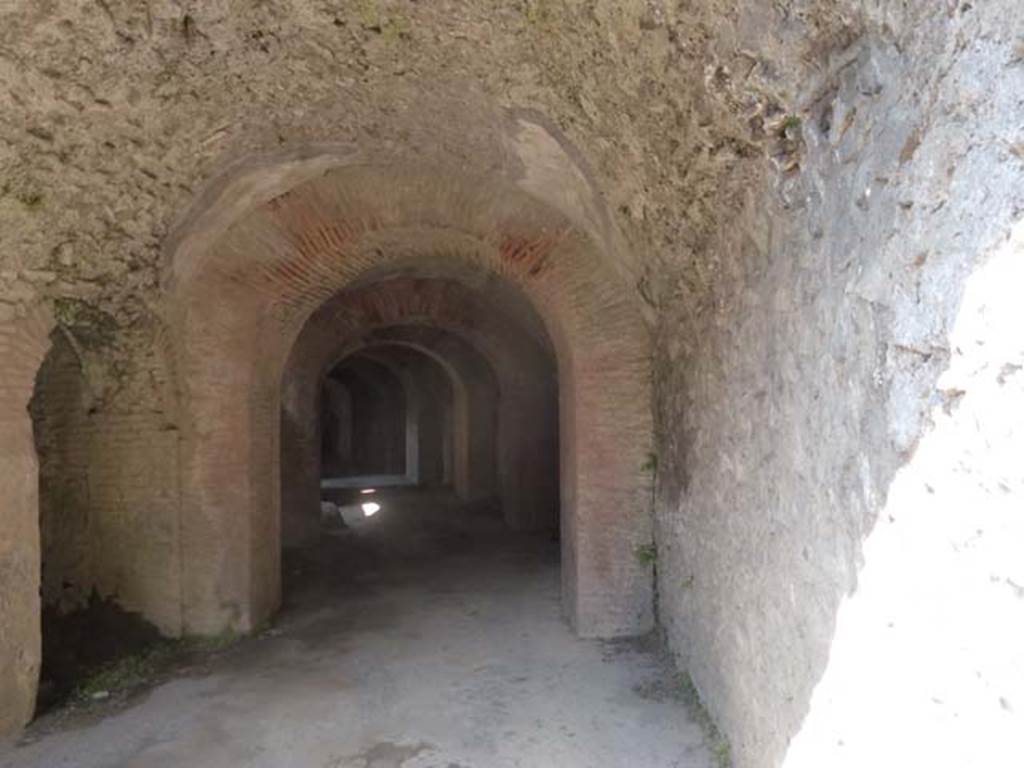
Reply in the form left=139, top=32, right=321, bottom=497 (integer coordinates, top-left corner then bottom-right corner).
left=281, top=277, right=560, bottom=547
left=0, top=119, right=655, bottom=734
left=316, top=335, right=499, bottom=498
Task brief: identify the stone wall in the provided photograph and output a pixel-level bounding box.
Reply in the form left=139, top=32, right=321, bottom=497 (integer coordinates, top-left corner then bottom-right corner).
left=652, top=4, right=1024, bottom=766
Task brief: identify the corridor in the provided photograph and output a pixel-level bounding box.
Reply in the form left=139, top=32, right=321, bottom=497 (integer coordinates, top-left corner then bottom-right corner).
left=3, top=491, right=713, bottom=768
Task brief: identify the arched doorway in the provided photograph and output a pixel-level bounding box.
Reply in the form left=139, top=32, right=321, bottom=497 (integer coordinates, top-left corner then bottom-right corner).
left=164, top=144, right=654, bottom=639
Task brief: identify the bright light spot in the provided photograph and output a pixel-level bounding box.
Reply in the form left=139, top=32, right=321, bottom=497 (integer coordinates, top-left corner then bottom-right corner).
left=360, top=488, right=376, bottom=495
left=361, top=502, right=381, bottom=517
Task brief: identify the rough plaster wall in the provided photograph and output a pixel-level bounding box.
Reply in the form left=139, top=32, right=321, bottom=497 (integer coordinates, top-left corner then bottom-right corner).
left=0, top=0, right=758, bottom=323
left=0, top=310, right=51, bottom=736
left=653, top=4, right=1024, bottom=767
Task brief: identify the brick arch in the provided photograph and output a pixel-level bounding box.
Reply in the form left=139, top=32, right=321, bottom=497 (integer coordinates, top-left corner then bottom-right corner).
left=165, top=151, right=653, bottom=639
left=283, top=279, right=555, bottom=537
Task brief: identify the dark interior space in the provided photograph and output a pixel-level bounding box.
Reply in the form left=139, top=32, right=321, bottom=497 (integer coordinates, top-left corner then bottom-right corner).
left=28, top=333, right=163, bottom=714
left=320, top=356, right=407, bottom=479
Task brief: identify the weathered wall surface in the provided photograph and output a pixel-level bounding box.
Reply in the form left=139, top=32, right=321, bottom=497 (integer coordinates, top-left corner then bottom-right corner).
left=652, top=4, right=1024, bottom=767
left=0, top=310, right=51, bottom=736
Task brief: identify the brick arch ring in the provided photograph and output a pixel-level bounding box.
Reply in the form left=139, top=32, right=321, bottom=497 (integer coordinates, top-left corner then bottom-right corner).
left=299, top=333, right=499, bottom=529
left=282, top=278, right=557, bottom=546
left=162, top=146, right=654, bottom=640
left=322, top=333, right=499, bottom=501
